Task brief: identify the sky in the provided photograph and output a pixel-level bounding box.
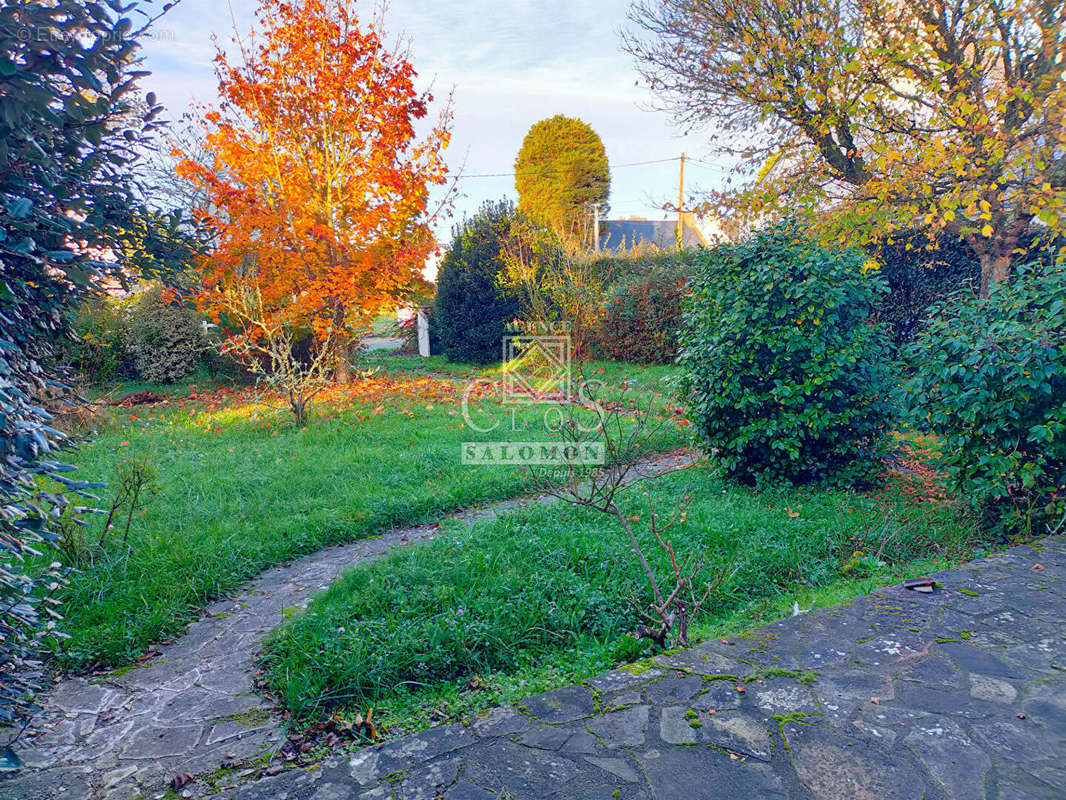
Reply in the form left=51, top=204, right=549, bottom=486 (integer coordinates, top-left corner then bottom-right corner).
left=137, top=0, right=731, bottom=238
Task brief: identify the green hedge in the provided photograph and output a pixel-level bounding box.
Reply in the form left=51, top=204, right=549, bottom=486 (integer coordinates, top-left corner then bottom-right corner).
left=433, top=200, right=522, bottom=363
left=904, top=261, right=1066, bottom=536
left=678, top=225, right=895, bottom=488
left=585, top=251, right=694, bottom=364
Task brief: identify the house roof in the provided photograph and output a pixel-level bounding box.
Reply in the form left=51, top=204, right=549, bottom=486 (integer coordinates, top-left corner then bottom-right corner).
left=598, top=219, right=706, bottom=252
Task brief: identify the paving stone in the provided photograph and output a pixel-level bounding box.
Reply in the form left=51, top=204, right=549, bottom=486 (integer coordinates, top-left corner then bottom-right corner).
left=642, top=674, right=701, bottom=705
left=585, top=705, right=648, bottom=748
left=462, top=739, right=584, bottom=798
left=968, top=673, right=1018, bottom=703
left=851, top=631, right=934, bottom=668
left=561, top=729, right=602, bottom=755
left=903, top=717, right=992, bottom=800
left=802, top=640, right=852, bottom=668
left=635, top=744, right=788, bottom=799
left=697, top=712, right=772, bottom=761
left=118, top=723, right=202, bottom=759
left=1023, top=679, right=1066, bottom=735
left=849, top=705, right=930, bottom=748
left=607, top=690, right=642, bottom=708
left=582, top=755, right=639, bottom=783
left=442, top=781, right=500, bottom=800
left=654, top=647, right=751, bottom=677
left=747, top=678, right=818, bottom=717
left=517, top=724, right=572, bottom=751
left=396, top=756, right=461, bottom=800
left=938, top=641, right=1027, bottom=678
left=47, top=679, right=117, bottom=716
left=969, top=719, right=1057, bottom=763
left=520, top=685, right=595, bottom=724
left=810, top=670, right=893, bottom=725
left=691, top=679, right=741, bottom=712
left=898, top=655, right=967, bottom=689
left=584, top=668, right=660, bottom=693
left=789, top=722, right=933, bottom=800
left=349, top=723, right=474, bottom=786
left=658, top=706, right=697, bottom=745
left=471, top=706, right=530, bottom=737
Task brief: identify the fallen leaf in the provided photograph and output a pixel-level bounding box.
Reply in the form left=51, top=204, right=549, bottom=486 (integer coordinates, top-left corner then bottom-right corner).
left=171, top=773, right=194, bottom=790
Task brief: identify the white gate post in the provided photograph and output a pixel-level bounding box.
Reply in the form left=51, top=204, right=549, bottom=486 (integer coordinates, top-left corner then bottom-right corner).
left=416, top=306, right=430, bottom=357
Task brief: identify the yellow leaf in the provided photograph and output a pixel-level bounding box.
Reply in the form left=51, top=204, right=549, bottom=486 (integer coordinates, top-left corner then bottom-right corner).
left=981, top=224, right=994, bottom=237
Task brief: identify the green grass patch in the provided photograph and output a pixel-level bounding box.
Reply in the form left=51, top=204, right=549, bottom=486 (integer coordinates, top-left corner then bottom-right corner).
left=48, top=361, right=682, bottom=669
left=261, top=462, right=986, bottom=733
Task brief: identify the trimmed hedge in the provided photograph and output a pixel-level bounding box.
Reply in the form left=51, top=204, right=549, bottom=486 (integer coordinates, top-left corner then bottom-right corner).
left=126, top=285, right=207, bottom=383
left=433, top=200, right=522, bottom=363
left=585, top=251, right=694, bottom=364
left=678, top=225, right=895, bottom=487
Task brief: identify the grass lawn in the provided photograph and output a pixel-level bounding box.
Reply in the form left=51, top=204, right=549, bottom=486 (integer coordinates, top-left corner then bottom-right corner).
left=369, top=312, right=398, bottom=336
left=48, top=358, right=683, bottom=669
left=261, top=456, right=987, bottom=735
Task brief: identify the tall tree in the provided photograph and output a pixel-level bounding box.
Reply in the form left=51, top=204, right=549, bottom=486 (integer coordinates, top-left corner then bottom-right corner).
left=626, top=0, right=1066, bottom=294
left=178, top=0, right=452, bottom=383
left=0, top=0, right=165, bottom=723
left=514, top=115, right=610, bottom=250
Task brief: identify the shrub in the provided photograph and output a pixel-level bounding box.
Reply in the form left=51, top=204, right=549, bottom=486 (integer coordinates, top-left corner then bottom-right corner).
left=126, top=285, right=207, bottom=383
left=904, top=261, right=1066, bottom=536
left=1, top=0, right=160, bottom=725
left=678, top=225, right=895, bottom=487
left=586, top=250, right=695, bottom=364
left=65, top=295, right=132, bottom=382
left=865, top=232, right=980, bottom=347
left=433, top=200, right=522, bottom=363
left=866, top=230, right=1066, bottom=349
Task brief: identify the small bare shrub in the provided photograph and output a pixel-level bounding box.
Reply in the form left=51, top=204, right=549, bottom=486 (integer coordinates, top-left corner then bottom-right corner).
left=530, top=377, right=730, bottom=648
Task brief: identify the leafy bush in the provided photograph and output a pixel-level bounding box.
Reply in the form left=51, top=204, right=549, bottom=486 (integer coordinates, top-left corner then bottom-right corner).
left=433, top=200, right=522, bottom=363
left=586, top=250, right=695, bottom=364
left=904, top=261, right=1066, bottom=536
left=65, top=295, right=132, bottom=382
left=0, top=0, right=160, bottom=724
left=864, top=232, right=980, bottom=347
left=865, top=230, right=1066, bottom=349
left=126, top=285, right=207, bottom=383
left=678, top=225, right=895, bottom=487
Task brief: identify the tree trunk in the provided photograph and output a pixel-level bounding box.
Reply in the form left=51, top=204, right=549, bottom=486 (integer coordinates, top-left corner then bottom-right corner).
left=331, top=304, right=352, bottom=384
left=333, top=333, right=351, bottom=384
left=978, top=250, right=1013, bottom=298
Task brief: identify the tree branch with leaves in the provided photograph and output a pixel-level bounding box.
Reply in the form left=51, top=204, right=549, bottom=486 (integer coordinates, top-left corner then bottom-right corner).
left=626, top=0, right=1066, bottom=293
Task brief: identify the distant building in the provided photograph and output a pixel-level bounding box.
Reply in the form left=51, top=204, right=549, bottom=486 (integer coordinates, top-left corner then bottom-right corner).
left=597, top=217, right=706, bottom=252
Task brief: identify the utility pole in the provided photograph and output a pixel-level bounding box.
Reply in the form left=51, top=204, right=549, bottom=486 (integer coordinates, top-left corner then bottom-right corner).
left=677, top=152, right=686, bottom=248
left=592, top=203, right=600, bottom=252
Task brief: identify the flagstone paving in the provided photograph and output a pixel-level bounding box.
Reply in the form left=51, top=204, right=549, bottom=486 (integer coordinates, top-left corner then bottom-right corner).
left=0, top=453, right=694, bottom=800
left=212, top=536, right=1066, bottom=800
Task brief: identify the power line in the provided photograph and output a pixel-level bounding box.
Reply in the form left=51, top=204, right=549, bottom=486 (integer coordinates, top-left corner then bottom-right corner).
left=456, top=155, right=691, bottom=180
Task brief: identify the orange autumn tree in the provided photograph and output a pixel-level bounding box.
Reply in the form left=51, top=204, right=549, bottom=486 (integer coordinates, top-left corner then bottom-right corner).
left=178, top=0, right=451, bottom=402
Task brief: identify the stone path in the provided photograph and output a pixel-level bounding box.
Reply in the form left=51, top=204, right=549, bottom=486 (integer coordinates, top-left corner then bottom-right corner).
left=0, top=453, right=694, bottom=800
left=213, top=536, right=1065, bottom=800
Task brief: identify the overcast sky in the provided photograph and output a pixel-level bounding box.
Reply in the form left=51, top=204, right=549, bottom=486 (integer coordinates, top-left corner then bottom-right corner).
left=138, top=0, right=731, bottom=236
